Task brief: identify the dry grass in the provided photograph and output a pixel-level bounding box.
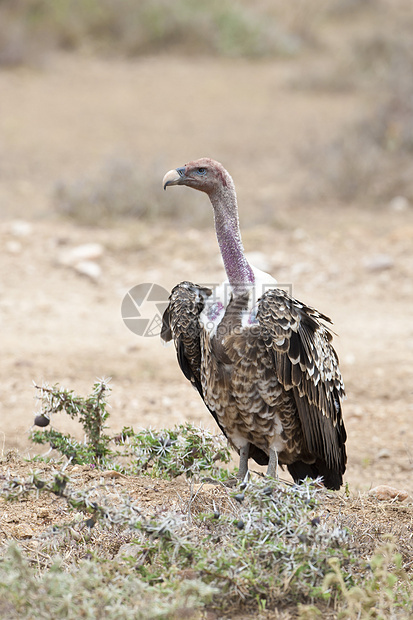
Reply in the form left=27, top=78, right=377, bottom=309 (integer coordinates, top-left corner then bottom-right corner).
left=298, top=5, right=413, bottom=205
left=0, top=0, right=319, bottom=66
left=53, top=158, right=210, bottom=227
left=0, top=0, right=378, bottom=67
left=1, top=380, right=412, bottom=618
left=1, top=452, right=412, bottom=619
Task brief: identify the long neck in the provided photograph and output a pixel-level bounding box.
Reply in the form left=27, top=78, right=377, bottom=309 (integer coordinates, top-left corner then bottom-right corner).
left=209, top=183, right=255, bottom=294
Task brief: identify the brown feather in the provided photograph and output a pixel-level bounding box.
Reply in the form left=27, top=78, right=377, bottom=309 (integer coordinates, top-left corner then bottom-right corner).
left=161, top=159, right=346, bottom=489
left=257, top=288, right=347, bottom=487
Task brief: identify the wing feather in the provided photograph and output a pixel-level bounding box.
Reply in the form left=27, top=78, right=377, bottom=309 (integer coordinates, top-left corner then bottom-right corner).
left=162, top=282, right=269, bottom=467
left=257, top=288, right=346, bottom=483
left=161, top=281, right=211, bottom=393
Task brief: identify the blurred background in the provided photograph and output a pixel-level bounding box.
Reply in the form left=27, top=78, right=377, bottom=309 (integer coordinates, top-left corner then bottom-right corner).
left=1, top=0, right=413, bottom=492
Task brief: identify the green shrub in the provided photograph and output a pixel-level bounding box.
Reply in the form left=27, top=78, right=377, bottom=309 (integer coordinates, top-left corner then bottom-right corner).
left=31, top=380, right=231, bottom=477
left=0, top=0, right=305, bottom=65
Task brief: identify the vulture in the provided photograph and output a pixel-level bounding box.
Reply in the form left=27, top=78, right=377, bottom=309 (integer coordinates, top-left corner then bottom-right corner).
left=161, top=158, right=347, bottom=489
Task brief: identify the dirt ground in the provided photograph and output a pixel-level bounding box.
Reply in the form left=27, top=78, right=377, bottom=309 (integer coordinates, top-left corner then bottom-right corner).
left=0, top=49, right=413, bottom=528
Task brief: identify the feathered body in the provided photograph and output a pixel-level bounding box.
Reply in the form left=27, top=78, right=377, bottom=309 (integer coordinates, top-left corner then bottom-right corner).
left=161, top=159, right=347, bottom=489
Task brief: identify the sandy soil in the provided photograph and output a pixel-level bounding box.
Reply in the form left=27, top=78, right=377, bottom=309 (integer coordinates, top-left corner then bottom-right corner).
left=0, top=52, right=413, bottom=504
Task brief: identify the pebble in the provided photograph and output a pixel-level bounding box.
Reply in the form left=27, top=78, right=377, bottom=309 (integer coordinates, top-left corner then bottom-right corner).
left=57, top=243, right=104, bottom=281
left=37, top=507, right=50, bottom=518
left=368, top=485, right=408, bottom=501
left=377, top=448, right=391, bottom=459
left=9, top=220, right=33, bottom=237
left=58, top=243, right=104, bottom=267
left=5, top=240, right=22, bottom=254
left=292, top=228, right=307, bottom=241
left=389, top=195, right=410, bottom=212
left=363, top=254, right=394, bottom=272
left=347, top=404, right=363, bottom=419
left=74, top=260, right=102, bottom=281
left=10, top=523, right=34, bottom=539
left=116, top=543, right=140, bottom=559
left=100, top=470, right=125, bottom=479
left=192, top=483, right=219, bottom=494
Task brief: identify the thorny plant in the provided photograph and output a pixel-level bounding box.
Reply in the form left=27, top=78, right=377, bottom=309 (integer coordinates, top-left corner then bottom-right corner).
left=118, top=425, right=231, bottom=479
left=297, top=543, right=413, bottom=619
left=1, top=380, right=410, bottom=617
left=2, top=464, right=412, bottom=617
left=0, top=466, right=352, bottom=614
left=32, top=379, right=112, bottom=465
left=0, top=542, right=216, bottom=620
left=30, top=380, right=231, bottom=478
left=319, top=539, right=413, bottom=619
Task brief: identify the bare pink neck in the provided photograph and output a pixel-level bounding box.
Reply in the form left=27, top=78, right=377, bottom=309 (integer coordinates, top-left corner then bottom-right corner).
left=209, top=182, right=254, bottom=294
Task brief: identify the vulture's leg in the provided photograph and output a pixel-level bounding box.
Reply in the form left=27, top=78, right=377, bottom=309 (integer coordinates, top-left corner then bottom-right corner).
left=267, top=447, right=278, bottom=479
left=237, top=443, right=250, bottom=480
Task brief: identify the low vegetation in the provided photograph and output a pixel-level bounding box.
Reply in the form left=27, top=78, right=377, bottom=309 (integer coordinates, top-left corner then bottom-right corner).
left=0, top=380, right=411, bottom=618
left=0, top=0, right=315, bottom=66
left=298, top=3, right=413, bottom=205
left=2, top=0, right=406, bottom=218
left=306, top=68, right=413, bottom=205
left=31, top=379, right=231, bottom=478
left=53, top=159, right=210, bottom=226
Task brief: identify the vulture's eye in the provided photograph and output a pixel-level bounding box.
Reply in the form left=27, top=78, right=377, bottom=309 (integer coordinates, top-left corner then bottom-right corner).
left=196, top=167, right=207, bottom=175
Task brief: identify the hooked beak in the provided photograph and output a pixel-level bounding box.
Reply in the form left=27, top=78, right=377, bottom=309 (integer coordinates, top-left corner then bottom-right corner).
left=163, top=167, right=186, bottom=190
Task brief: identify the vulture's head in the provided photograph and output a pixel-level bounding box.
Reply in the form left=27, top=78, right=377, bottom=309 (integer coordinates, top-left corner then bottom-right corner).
left=163, top=158, right=232, bottom=196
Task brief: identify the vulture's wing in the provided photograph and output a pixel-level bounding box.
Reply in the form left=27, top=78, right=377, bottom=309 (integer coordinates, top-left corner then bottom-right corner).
left=161, top=281, right=210, bottom=395
left=161, top=282, right=269, bottom=467
left=257, top=288, right=347, bottom=486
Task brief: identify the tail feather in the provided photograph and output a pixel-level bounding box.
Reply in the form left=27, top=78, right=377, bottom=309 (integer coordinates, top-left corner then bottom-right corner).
left=287, top=459, right=343, bottom=491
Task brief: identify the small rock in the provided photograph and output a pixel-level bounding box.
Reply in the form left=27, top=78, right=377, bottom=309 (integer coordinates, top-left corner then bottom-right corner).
left=389, top=195, right=410, bottom=212
left=74, top=260, right=101, bottom=281
left=9, top=220, right=32, bottom=237
left=116, top=543, right=140, bottom=559
left=368, top=485, right=408, bottom=502
left=37, top=507, right=50, bottom=518
left=363, top=254, right=394, bottom=273
left=292, top=228, right=307, bottom=241
left=192, top=483, right=218, bottom=493
left=10, top=523, right=34, bottom=539
left=5, top=240, right=22, bottom=254
left=9, top=220, right=33, bottom=237
left=58, top=243, right=104, bottom=267
left=100, top=470, right=125, bottom=479
left=377, top=448, right=391, bottom=459
left=347, top=404, right=363, bottom=419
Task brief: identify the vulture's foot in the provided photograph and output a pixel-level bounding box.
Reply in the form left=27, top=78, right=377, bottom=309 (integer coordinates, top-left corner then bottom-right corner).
left=267, top=448, right=279, bottom=479
left=237, top=444, right=250, bottom=480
